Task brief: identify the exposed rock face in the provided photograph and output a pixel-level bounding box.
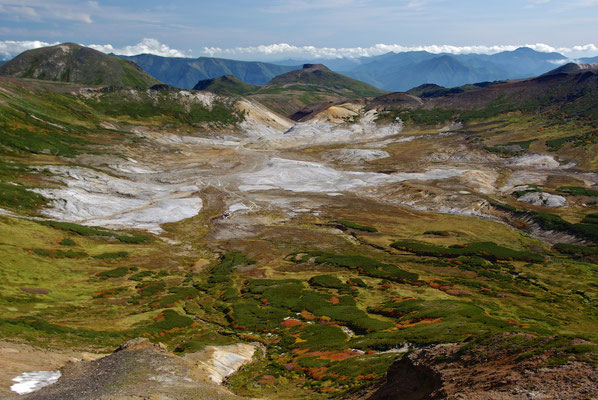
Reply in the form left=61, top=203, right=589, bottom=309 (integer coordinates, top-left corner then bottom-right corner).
left=518, top=192, right=568, bottom=207
left=189, top=343, right=259, bottom=384
left=327, top=149, right=391, bottom=163
left=509, top=154, right=561, bottom=169
left=359, top=337, right=598, bottom=400
left=367, top=355, right=442, bottom=400
left=238, top=157, right=466, bottom=193
left=23, top=338, right=249, bottom=400
left=32, top=165, right=203, bottom=234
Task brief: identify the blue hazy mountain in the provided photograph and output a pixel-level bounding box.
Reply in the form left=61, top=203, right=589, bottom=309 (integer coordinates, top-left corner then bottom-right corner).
left=119, top=54, right=301, bottom=89
left=272, top=47, right=569, bottom=91
left=120, top=47, right=576, bottom=92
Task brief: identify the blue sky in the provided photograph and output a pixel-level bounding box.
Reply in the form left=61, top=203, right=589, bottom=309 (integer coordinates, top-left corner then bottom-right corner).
left=1, top=0, right=598, bottom=60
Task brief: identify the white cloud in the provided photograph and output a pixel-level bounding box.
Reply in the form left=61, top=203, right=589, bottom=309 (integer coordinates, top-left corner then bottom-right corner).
left=1, top=39, right=596, bottom=62
left=201, top=43, right=598, bottom=59
left=0, top=39, right=190, bottom=60
left=88, top=38, right=190, bottom=58
left=0, top=40, right=58, bottom=60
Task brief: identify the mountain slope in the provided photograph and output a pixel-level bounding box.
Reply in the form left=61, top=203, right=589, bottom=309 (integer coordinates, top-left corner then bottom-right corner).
left=245, top=64, right=388, bottom=116
left=0, top=43, right=160, bottom=87
left=540, top=62, right=598, bottom=76
left=193, top=75, right=260, bottom=95
left=120, top=54, right=300, bottom=89
left=266, top=64, right=386, bottom=97
left=342, top=47, right=567, bottom=91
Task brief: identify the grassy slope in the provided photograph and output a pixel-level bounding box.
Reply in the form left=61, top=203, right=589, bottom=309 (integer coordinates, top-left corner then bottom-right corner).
left=193, top=75, right=260, bottom=95
left=0, top=43, right=160, bottom=87
left=0, top=77, right=244, bottom=214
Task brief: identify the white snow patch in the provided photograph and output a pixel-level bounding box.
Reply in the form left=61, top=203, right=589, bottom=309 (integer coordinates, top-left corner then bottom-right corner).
left=11, top=370, right=61, bottom=395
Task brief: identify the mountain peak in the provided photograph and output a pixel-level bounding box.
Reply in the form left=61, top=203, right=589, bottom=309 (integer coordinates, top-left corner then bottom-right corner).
left=302, top=63, right=330, bottom=70
left=514, top=47, right=536, bottom=53
left=541, top=62, right=598, bottom=77
left=0, top=42, right=160, bottom=87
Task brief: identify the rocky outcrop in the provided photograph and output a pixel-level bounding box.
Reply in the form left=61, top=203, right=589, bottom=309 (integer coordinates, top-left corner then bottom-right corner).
left=23, top=338, right=251, bottom=400
left=358, top=337, right=598, bottom=400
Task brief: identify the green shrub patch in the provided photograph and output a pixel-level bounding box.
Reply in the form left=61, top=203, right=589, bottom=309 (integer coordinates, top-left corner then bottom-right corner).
left=356, top=299, right=512, bottom=348
left=332, top=220, right=378, bottom=232
left=93, top=251, right=129, bottom=260
left=128, top=270, right=156, bottom=281
left=137, top=281, right=166, bottom=297
left=490, top=203, right=598, bottom=244
left=295, top=324, right=348, bottom=350
left=292, top=252, right=419, bottom=283
left=98, top=266, right=130, bottom=279
left=209, top=252, right=255, bottom=284
left=391, top=241, right=544, bottom=263
left=228, top=301, right=289, bottom=331
left=38, top=221, right=151, bottom=243
left=553, top=243, right=598, bottom=263
left=26, top=248, right=88, bottom=259
left=308, top=275, right=347, bottom=290
left=150, top=309, right=194, bottom=332
left=581, top=213, right=598, bottom=225
left=558, top=186, right=598, bottom=197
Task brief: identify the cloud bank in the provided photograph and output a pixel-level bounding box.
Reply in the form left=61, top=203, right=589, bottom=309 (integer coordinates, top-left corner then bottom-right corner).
left=202, top=43, right=598, bottom=59
left=0, top=40, right=59, bottom=60
left=87, top=38, right=189, bottom=58
left=0, top=39, right=189, bottom=60
left=1, top=39, right=597, bottom=61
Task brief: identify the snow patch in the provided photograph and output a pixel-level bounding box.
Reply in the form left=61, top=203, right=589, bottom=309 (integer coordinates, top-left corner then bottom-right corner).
left=11, top=370, right=61, bottom=395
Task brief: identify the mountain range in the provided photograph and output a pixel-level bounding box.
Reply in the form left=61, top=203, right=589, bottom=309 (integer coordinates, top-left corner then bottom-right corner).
left=119, top=54, right=298, bottom=89
left=278, top=47, right=573, bottom=91
left=120, top=47, right=598, bottom=92
left=1, top=45, right=597, bottom=93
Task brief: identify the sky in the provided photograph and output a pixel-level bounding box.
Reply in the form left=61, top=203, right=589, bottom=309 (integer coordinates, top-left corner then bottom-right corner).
left=1, top=0, right=598, bottom=61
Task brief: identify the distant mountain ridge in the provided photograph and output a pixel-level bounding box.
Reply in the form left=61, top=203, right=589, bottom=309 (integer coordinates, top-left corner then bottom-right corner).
left=123, top=47, right=574, bottom=92
left=119, top=54, right=300, bottom=89
left=0, top=43, right=160, bottom=87
left=273, top=47, right=570, bottom=91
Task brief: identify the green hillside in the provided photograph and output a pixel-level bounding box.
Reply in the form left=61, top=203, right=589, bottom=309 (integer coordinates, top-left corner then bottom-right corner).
left=0, top=43, right=160, bottom=87
left=193, top=75, right=260, bottom=95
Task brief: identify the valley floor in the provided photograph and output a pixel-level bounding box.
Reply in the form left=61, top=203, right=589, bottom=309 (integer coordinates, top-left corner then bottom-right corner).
left=0, top=82, right=597, bottom=399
